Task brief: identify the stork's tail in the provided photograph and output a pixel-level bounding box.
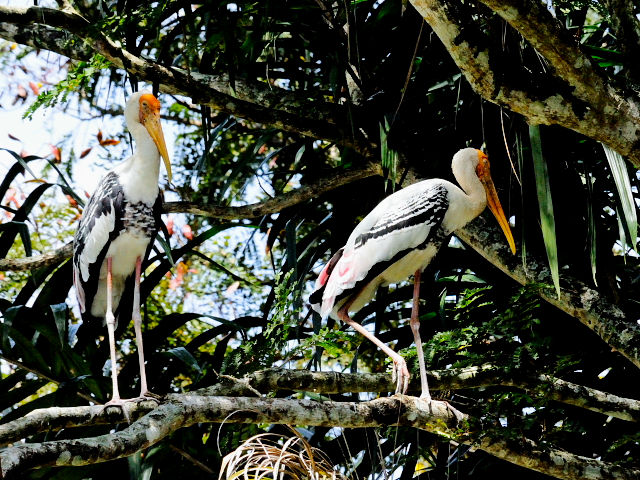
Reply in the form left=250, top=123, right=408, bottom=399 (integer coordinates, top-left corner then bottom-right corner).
left=309, top=248, right=344, bottom=318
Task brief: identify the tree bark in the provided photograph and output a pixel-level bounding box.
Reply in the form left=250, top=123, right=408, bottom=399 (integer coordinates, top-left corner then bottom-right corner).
left=409, top=0, right=640, bottom=167
left=1, top=392, right=637, bottom=480
left=0, top=6, right=371, bottom=154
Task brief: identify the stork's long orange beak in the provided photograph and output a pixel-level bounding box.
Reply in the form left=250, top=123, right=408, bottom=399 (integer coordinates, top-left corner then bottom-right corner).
left=140, top=94, right=172, bottom=183
left=476, top=150, right=516, bottom=254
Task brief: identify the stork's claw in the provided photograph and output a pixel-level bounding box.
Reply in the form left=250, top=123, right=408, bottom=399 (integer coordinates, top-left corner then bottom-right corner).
left=390, top=354, right=410, bottom=395
left=103, top=397, right=136, bottom=422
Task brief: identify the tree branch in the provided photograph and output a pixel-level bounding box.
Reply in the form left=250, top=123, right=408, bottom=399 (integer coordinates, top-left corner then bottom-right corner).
left=164, top=162, right=382, bottom=218
left=0, top=242, right=72, bottom=272
left=227, top=367, right=640, bottom=423
left=1, top=394, right=638, bottom=480
left=478, top=437, right=639, bottom=480
left=0, top=5, right=371, bottom=154
left=409, top=0, right=640, bottom=167
left=0, top=396, right=463, bottom=478
left=456, top=214, right=640, bottom=370
left=3, top=367, right=637, bottom=450
left=0, top=164, right=381, bottom=272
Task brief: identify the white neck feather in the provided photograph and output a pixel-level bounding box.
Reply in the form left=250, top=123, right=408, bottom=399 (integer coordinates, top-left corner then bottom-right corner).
left=114, top=94, right=161, bottom=204
left=450, top=148, right=487, bottom=226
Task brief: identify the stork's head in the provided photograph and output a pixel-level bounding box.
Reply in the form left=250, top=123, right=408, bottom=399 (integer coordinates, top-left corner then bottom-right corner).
left=125, top=91, right=172, bottom=183
left=453, top=148, right=516, bottom=254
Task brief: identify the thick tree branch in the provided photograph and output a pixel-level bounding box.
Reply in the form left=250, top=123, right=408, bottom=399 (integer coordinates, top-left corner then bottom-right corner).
left=0, top=396, right=462, bottom=478
left=0, top=242, right=72, bottom=272
left=0, top=22, right=93, bottom=60
left=1, top=394, right=637, bottom=480
left=2, top=367, right=637, bottom=450
left=0, top=5, right=370, bottom=154
left=222, top=367, right=640, bottom=423
left=456, top=215, right=640, bottom=370
left=478, top=437, right=639, bottom=480
left=409, top=0, right=640, bottom=167
left=478, top=0, right=607, bottom=100
left=0, top=5, right=86, bottom=30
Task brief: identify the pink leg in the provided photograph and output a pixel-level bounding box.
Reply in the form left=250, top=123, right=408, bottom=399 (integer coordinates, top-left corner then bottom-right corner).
left=410, top=270, right=431, bottom=401
left=337, top=298, right=410, bottom=395
left=104, top=257, right=122, bottom=403
left=132, top=256, right=154, bottom=399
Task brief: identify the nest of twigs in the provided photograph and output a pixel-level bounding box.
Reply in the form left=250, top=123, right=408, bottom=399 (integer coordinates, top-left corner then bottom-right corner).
left=219, top=430, right=346, bottom=480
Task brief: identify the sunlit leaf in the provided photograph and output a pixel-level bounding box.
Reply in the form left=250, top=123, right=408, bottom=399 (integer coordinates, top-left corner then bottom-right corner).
left=294, top=144, right=306, bottom=164
left=529, top=124, right=560, bottom=298
left=602, top=144, right=637, bottom=251
left=379, top=117, right=398, bottom=191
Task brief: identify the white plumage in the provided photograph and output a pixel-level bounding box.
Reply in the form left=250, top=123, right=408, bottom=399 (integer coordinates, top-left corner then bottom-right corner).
left=73, top=90, right=171, bottom=407
left=310, top=148, right=515, bottom=400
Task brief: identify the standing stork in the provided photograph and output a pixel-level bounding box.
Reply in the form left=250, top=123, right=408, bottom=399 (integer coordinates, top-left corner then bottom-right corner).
left=73, top=91, right=171, bottom=406
left=310, top=148, right=515, bottom=400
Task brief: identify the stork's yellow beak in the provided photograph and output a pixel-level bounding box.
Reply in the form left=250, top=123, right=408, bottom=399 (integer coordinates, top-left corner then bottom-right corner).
left=139, top=93, right=172, bottom=183
left=476, top=150, right=516, bottom=254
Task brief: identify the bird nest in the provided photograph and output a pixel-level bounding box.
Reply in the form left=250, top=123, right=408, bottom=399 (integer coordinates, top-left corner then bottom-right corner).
left=219, top=430, right=346, bottom=480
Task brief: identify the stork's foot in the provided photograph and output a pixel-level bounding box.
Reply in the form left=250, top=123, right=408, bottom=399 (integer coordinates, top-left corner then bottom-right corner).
left=390, top=354, right=410, bottom=395
left=419, top=391, right=432, bottom=402
left=102, top=394, right=160, bottom=422
left=102, top=397, right=138, bottom=422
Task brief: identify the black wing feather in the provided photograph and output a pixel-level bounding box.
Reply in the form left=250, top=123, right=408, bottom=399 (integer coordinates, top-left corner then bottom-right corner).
left=335, top=184, right=449, bottom=305
left=72, top=172, right=125, bottom=320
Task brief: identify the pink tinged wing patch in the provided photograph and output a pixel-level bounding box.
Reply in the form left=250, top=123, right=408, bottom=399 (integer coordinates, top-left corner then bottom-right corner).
left=317, top=261, right=332, bottom=287
left=338, top=262, right=351, bottom=277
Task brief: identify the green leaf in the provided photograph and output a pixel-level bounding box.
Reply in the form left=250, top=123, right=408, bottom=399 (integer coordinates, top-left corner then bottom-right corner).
left=162, top=347, right=202, bottom=374
left=379, top=117, right=399, bottom=191
left=0, top=148, right=40, bottom=179
left=0, top=183, right=55, bottom=257
left=584, top=168, right=598, bottom=285
left=515, top=133, right=528, bottom=274
left=0, top=152, right=41, bottom=200
left=188, top=250, right=254, bottom=285
left=529, top=124, right=560, bottom=298
left=294, top=144, right=306, bottom=164
left=156, top=224, right=175, bottom=266
left=601, top=144, right=637, bottom=251
left=50, top=303, right=68, bottom=347
left=0, top=221, right=31, bottom=257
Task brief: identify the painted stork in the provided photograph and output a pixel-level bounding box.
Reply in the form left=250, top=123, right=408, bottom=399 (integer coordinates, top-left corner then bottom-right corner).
left=73, top=91, right=171, bottom=406
left=310, top=148, right=515, bottom=400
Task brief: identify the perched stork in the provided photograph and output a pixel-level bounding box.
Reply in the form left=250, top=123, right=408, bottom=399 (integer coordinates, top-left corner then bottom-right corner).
left=73, top=91, right=171, bottom=406
left=310, top=148, right=515, bottom=400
